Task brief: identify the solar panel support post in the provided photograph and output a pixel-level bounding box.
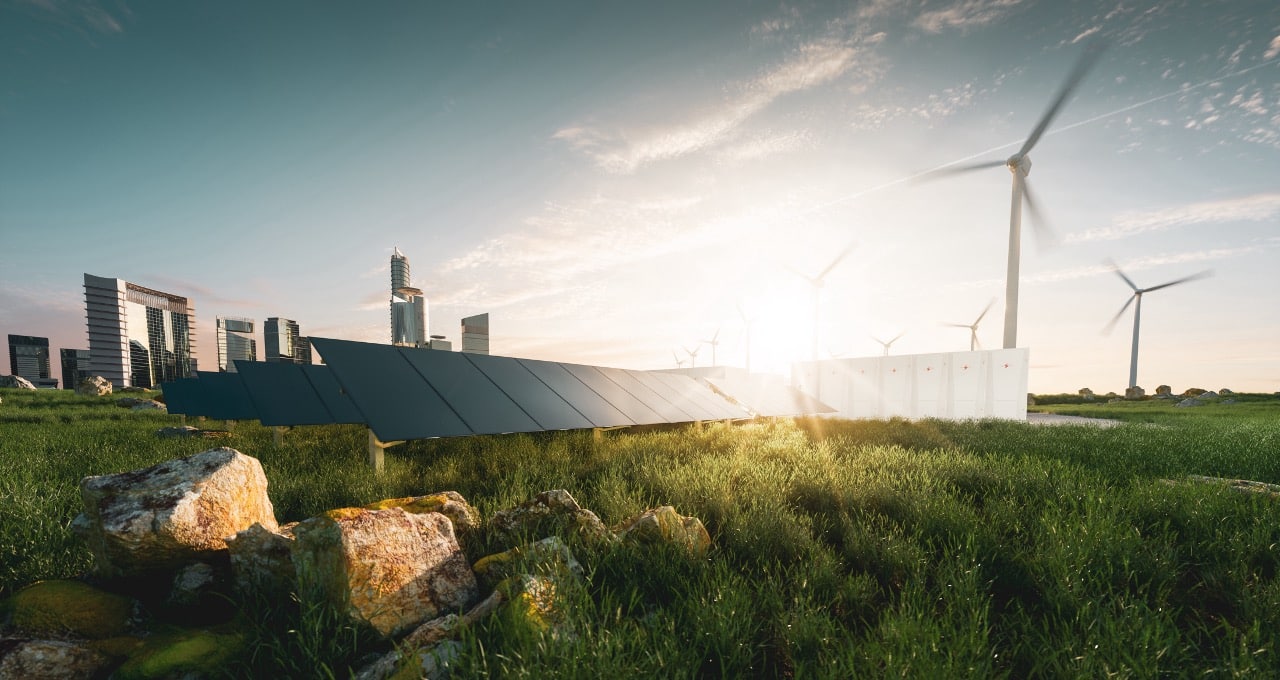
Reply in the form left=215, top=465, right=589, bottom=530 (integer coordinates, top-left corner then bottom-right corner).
left=367, top=429, right=404, bottom=473
left=592, top=425, right=627, bottom=443
left=272, top=426, right=290, bottom=448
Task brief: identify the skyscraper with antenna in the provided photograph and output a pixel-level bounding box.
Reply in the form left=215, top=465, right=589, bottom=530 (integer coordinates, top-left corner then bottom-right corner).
left=390, top=247, right=427, bottom=347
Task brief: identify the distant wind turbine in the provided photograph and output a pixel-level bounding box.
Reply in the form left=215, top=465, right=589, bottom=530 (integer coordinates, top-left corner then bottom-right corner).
left=672, top=350, right=686, bottom=369
left=790, top=241, right=856, bottom=361
left=701, top=328, right=721, bottom=367
left=1103, top=261, right=1211, bottom=388
left=683, top=345, right=700, bottom=369
left=926, top=41, right=1106, bottom=349
left=871, top=331, right=906, bottom=356
left=945, top=299, right=996, bottom=352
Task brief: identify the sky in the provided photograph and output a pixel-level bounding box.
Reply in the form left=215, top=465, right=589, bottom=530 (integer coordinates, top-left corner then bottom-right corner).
left=2, top=0, right=1278, bottom=395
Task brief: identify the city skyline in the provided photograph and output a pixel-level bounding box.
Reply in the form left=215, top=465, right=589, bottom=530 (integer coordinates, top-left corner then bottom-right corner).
left=2, top=2, right=1278, bottom=394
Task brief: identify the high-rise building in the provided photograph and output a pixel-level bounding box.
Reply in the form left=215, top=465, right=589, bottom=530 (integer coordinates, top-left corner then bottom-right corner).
left=216, top=317, right=257, bottom=372
left=265, top=317, right=303, bottom=363
left=460, top=313, right=490, bottom=355
left=428, top=335, right=452, bottom=351
left=390, top=247, right=428, bottom=347
left=9, top=335, right=53, bottom=385
left=295, top=337, right=313, bottom=365
left=60, top=348, right=90, bottom=390
left=84, top=274, right=196, bottom=389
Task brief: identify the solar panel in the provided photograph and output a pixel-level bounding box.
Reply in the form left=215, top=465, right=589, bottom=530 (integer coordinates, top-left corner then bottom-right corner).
left=298, top=364, right=365, bottom=424
left=516, top=358, right=633, bottom=428
left=705, top=375, right=835, bottom=417
left=558, top=363, right=664, bottom=425
left=601, top=368, right=696, bottom=422
left=398, top=346, right=542, bottom=435
left=194, top=371, right=260, bottom=421
left=158, top=377, right=204, bottom=416
left=234, top=361, right=339, bottom=427
left=462, top=354, right=594, bottom=431
left=308, top=338, right=471, bottom=442
left=642, top=371, right=750, bottom=421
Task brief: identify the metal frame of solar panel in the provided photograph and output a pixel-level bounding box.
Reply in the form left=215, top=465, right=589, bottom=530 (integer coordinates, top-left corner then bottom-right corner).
left=309, top=337, right=752, bottom=443
left=233, top=361, right=363, bottom=427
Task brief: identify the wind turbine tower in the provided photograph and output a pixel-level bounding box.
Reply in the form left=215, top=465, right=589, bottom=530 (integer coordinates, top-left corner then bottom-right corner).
left=945, top=299, right=995, bottom=352
left=792, top=242, right=856, bottom=362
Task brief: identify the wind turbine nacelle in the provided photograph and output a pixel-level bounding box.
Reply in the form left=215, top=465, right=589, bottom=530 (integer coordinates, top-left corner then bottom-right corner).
left=1006, top=155, right=1031, bottom=176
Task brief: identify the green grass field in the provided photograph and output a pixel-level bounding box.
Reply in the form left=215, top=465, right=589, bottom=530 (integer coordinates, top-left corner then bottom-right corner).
left=2, top=388, right=1279, bottom=677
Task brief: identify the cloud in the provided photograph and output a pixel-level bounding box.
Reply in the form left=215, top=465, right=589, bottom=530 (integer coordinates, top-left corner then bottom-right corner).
left=553, top=39, right=863, bottom=173
left=16, top=0, right=125, bottom=35
left=913, top=0, right=1023, bottom=34
left=716, top=129, right=812, bottom=163
left=1266, top=36, right=1280, bottom=60
left=1066, top=192, right=1280, bottom=243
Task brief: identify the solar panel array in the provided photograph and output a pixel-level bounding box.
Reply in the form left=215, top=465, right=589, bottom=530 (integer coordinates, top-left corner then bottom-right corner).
left=308, top=337, right=753, bottom=442
left=705, top=374, right=835, bottom=418
left=160, top=337, right=832, bottom=443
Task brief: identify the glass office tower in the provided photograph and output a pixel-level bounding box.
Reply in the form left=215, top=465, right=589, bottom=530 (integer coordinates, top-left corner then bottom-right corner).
left=60, top=348, right=90, bottom=389
left=460, top=313, right=490, bottom=355
left=216, top=317, right=257, bottom=372
left=8, top=334, right=52, bottom=385
left=390, top=247, right=428, bottom=347
left=265, top=317, right=302, bottom=363
left=84, top=274, right=195, bottom=388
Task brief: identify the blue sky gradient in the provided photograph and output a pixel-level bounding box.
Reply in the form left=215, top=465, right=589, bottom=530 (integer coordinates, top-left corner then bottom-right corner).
left=3, top=0, right=1278, bottom=393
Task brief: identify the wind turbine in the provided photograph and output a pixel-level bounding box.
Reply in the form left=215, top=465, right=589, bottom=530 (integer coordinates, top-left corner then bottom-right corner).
left=672, top=350, right=686, bottom=369
left=929, top=41, right=1105, bottom=349
left=790, top=241, right=856, bottom=361
left=871, top=331, right=906, bottom=356
left=945, top=299, right=996, bottom=352
left=1103, top=261, right=1211, bottom=388
left=683, top=345, right=700, bottom=369
left=701, top=328, right=721, bottom=367
left=737, top=304, right=754, bottom=373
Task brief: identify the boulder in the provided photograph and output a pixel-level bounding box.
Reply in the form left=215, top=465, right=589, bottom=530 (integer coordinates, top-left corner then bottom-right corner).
left=614, top=506, right=712, bottom=557
left=118, top=386, right=149, bottom=393
left=0, top=374, right=37, bottom=390
left=164, top=562, right=234, bottom=622
left=356, top=591, right=505, bottom=680
left=71, top=448, right=278, bottom=579
left=0, top=638, right=112, bottom=679
left=364, top=491, right=481, bottom=536
left=473, top=536, right=582, bottom=591
left=291, top=507, right=479, bottom=637
left=1197, top=391, right=1219, bottom=400
left=1175, top=398, right=1203, bottom=408
left=1181, top=387, right=1206, bottom=397
left=76, top=376, right=112, bottom=397
left=130, top=400, right=166, bottom=412
left=225, top=521, right=297, bottom=595
left=1124, top=386, right=1145, bottom=400
left=7, top=579, right=136, bottom=639
left=490, top=490, right=609, bottom=543
left=111, top=629, right=243, bottom=680
left=1155, top=385, right=1172, bottom=397
left=497, top=573, right=575, bottom=637
left=1220, top=388, right=1234, bottom=395
left=155, top=426, right=202, bottom=438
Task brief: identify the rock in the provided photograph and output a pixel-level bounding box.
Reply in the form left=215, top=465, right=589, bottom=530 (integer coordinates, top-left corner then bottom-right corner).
left=164, top=562, right=233, bottom=621
left=111, top=629, right=243, bottom=680
left=1222, top=399, right=1236, bottom=405
left=364, top=491, right=481, bottom=536
left=1197, top=391, right=1219, bottom=400
left=497, top=574, right=574, bottom=637
left=292, top=507, right=479, bottom=637
left=1175, top=398, right=1203, bottom=408
left=155, top=426, right=202, bottom=438
left=1180, top=475, right=1280, bottom=499
left=225, top=522, right=297, bottom=595
left=490, top=490, right=609, bottom=543
left=1155, top=385, right=1172, bottom=396
left=71, top=448, right=278, bottom=579
left=1108, top=398, right=1123, bottom=404
left=130, top=400, right=166, bottom=412
left=0, top=375, right=37, bottom=390
left=614, top=506, right=712, bottom=557
left=1181, top=387, right=1206, bottom=397
left=1124, top=386, right=1145, bottom=400
left=119, top=386, right=148, bottom=393
left=0, top=638, right=112, bottom=679
left=117, top=397, right=145, bottom=408
left=355, top=638, right=461, bottom=680
left=1220, top=388, right=1234, bottom=395
left=76, top=376, right=112, bottom=397
left=473, top=536, right=583, bottom=591
left=6, top=580, right=136, bottom=639
left=356, top=590, right=506, bottom=680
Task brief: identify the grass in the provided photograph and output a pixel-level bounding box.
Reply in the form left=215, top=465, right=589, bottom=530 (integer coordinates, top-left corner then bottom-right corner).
left=2, top=387, right=1279, bottom=677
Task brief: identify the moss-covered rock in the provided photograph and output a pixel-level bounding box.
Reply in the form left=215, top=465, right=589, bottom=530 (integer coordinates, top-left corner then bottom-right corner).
left=112, top=629, right=243, bottom=680
left=7, top=579, right=136, bottom=639
left=0, top=638, right=113, bottom=679
left=496, top=574, right=572, bottom=637
left=472, top=536, right=582, bottom=592
left=364, top=491, right=480, bottom=535
left=489, top=490, right=609, bottom=544
left=614, top=506, right=711, bottom=557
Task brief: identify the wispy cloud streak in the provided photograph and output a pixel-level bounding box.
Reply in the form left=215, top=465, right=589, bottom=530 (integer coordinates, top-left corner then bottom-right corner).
left=1067, top=193, right=1280, bottom=243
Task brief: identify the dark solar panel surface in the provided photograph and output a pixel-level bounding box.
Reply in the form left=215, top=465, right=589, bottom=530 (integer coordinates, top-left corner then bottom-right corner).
left=298, top=364, right=364, bottom=424
left=559, top=363, right=663, bottom=425
left=516, top=358, right=632, bottom=428
left=194, top=371, right=259, bottom=421
left=463, top=354, right=594, bottom=431
left=309, top=339, right=470, bottom=441
left=399, top=347, right=542, bottom=435
left=234, top=361, right=335, bottom=427
left=158, top=378, right=204, bottom=416
left=600, top=368, right=694, bottom=422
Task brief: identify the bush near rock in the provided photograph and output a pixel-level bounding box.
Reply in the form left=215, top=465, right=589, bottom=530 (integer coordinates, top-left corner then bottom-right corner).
left=71, top=447, right=278, bottom=579
left=292, top=507, right=479, bottom=637
left=76, top=376, right=112, bottom=396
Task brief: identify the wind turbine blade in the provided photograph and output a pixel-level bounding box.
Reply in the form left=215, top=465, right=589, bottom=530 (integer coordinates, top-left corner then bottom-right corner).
left=1102, top=295, right=1136, bottom=334
left=736, top=303, right=748, bottom=322
left=1018, top=40, right=1107, bottom=157
left=973, top=331, right=982, bottom=351
left=872, top=336, right=886, bottom=346
left=1020, top=177, right=1059, bottom=250
left=712, top=328, right=721, bottom=343
left=785, top=264, right=817, bottom=286
left=974, top=298, right=996, bottom=325
left=889, top=331, right=906, bottom=345
left=817, top=241, right=857, bottom=281
left=1104, top=259, right=1140, bottom=292
left=1143, top=270, right=1213, bottom=293
left=943, top=322, right=971, bottom=328
left=915, top=159, right=1007, bottom=182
